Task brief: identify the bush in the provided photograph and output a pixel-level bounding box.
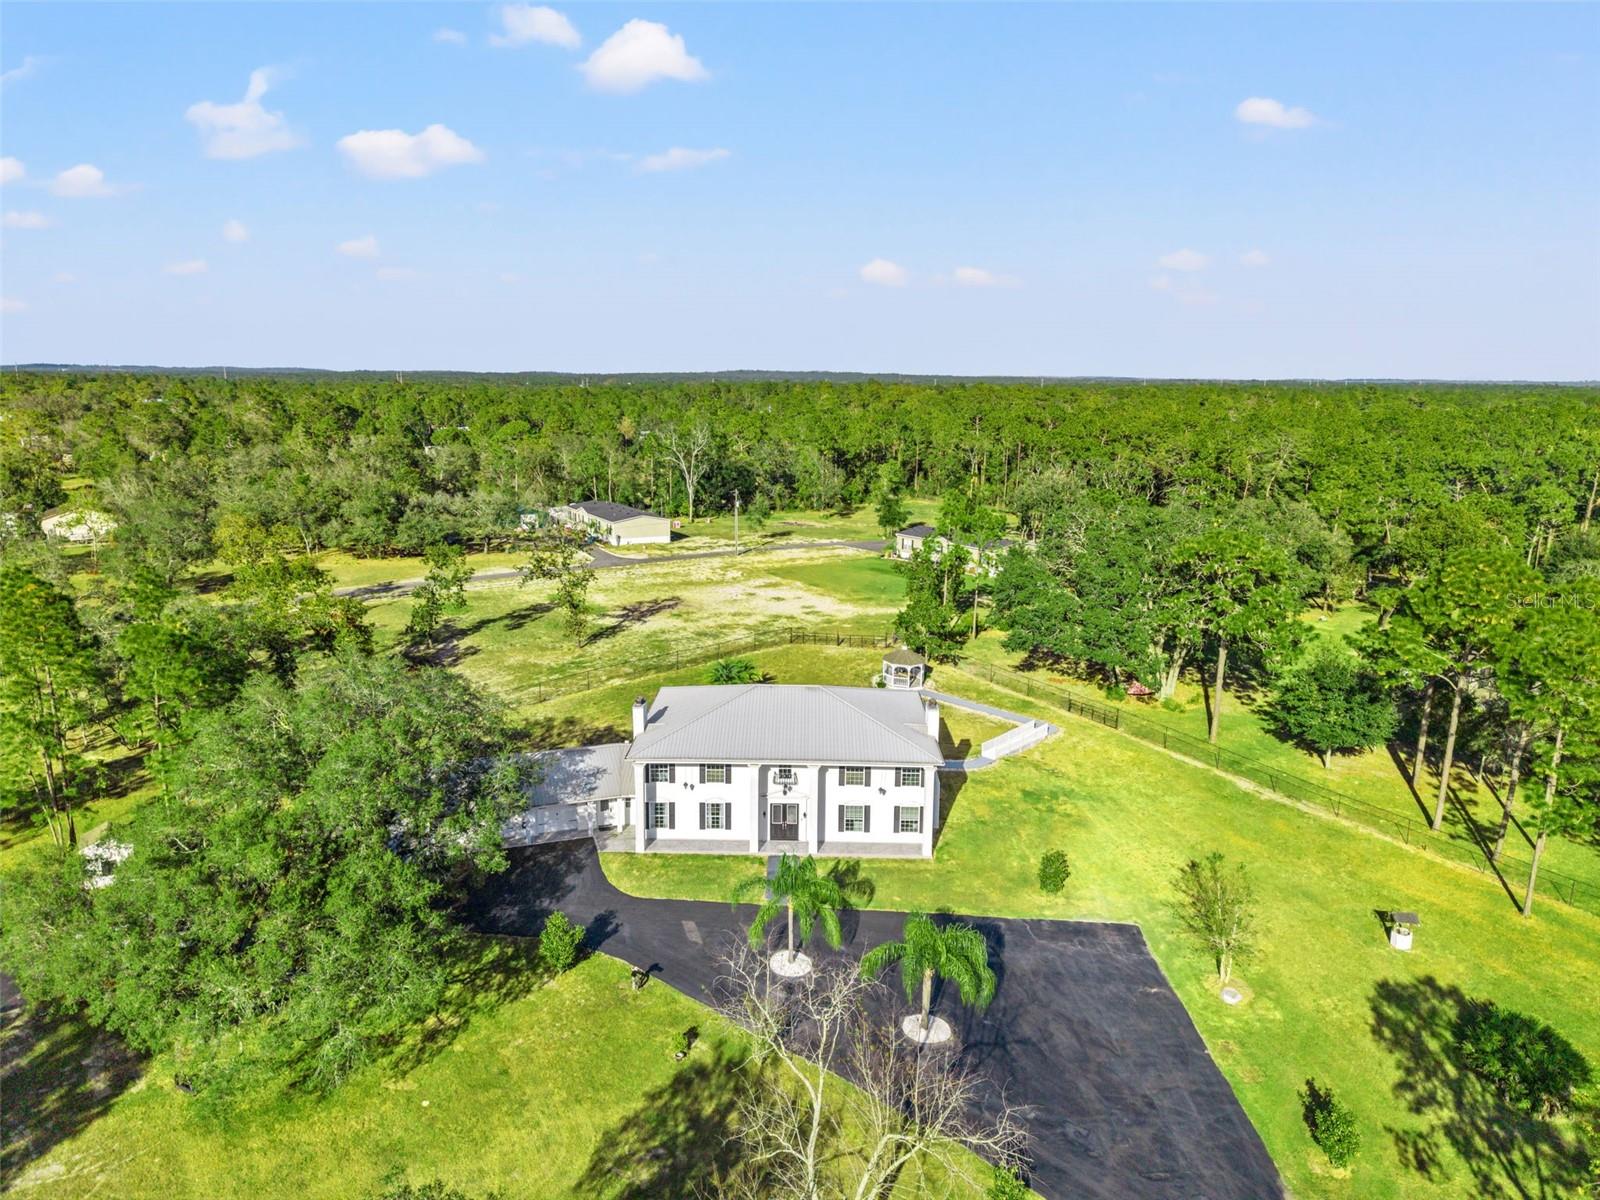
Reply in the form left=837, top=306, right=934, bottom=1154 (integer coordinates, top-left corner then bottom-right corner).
left=1300, top=1078, right=1361, bottom=1168
left=986, top=1164, right=1030, bottom=1200
left=1037, top=849, right=1071, bottom=895
left=708, top=657, right=761, bottom=685
left=538, top=911, right=584, bottom=974
left=1454, top=1000, right=1593, bottom=1116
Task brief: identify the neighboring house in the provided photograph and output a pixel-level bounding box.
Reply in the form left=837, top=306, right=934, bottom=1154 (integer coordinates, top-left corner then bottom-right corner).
left=40, top=507, right=116, bottom=544
left=505, top=684, right=946, bottom=858
left=544, top=500, right=671, bottom=546
left=893, top=523, right=1019, bottom=577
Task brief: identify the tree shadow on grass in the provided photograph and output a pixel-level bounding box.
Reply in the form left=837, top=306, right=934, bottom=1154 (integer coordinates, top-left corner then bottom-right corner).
left=383, top=934, right=547, bottom=1076
left=520, top=715, right=629, bottom=751
left=571, top=1041, right=768, bottom=1199
left=0, top=1000, right=144, bottom=1182
left=1368, top=976, right=1591, bottom=1198
left=585, top=597, right=683, bottom=646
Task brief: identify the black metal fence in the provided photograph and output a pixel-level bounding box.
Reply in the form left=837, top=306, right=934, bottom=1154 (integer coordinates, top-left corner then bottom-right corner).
left=522, top=625, right=894, bottom=705
left=954, top=659, right=1600, bottom=918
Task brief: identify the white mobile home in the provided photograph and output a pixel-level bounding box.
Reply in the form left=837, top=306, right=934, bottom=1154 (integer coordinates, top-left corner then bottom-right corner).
left=546, top=500, right=671, bottom=546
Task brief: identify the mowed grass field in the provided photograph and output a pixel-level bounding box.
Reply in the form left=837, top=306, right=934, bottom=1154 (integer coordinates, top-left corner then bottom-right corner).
left=601, top=670, right=1600, bottom=1200
left=363, top=546, right=904, bottom=717
left=958, top=608, right=1600, bottom=897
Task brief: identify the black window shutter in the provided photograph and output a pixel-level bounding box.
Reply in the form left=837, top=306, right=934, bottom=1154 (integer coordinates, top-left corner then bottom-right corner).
left=667, top=765, right=675, bottom=784
left=863, top=806, right=871, bottom=835
left=837, top=766, right=845, bottom=785
left=723, top=802, right=732, bottom=830
left=837, top=805, right=845, bottom=833
left=668, top=802, right=676, bottom=830
left=698, top=802, right=707, bottom=829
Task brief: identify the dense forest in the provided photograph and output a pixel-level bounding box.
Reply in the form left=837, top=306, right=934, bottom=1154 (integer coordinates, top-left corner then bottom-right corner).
left=1, top=373, right=1597, bottom=1092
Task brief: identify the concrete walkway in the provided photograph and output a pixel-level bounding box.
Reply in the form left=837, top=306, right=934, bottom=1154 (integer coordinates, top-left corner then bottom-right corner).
left=925, top=687, right=1060, bottom=772
left=334, top=539, right=886, bottom=598
left=466, top=841, right=1283, bottom=1200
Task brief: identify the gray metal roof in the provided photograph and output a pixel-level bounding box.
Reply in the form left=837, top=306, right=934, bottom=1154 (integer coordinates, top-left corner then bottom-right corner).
left=568, top=500, right=661, bottom=523
left=626, top=685, right=943, bottom=766
left=898, top=523, right=937, bottom=538
left=518, top=743, right=632, bottom=806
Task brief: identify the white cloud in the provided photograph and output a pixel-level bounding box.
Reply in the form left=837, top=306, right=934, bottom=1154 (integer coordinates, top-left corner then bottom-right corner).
left=860, top=258, right=908, bottom=287
left=186, top=67, right=303, bottom=160
left=51, top=164, right=121, bottom=198
left=1150, top=274, right=1218, bottom=306
left=1234, top=96, right=1318, bottom=130
left=637, top=146, right=730, bottom=173
left=1, top=296, right=27, bottom=314
left=2, top=56, right=45, bottom=87
left=222, top=218, right=250, bottom=243
left=1240, top=248, right=1270, bottom=267
left=337, top=234, right=380, bottom=258
left=492, top=5, right=580, bottom=49
left=53, top=272, right=76, bottom=285
left=164, top=259, right=208, bottom=276
left=951, top=266, right=1019, bottom=289
left=337, top=124, right=485, bottom=179
left=375, top=266, right=418, bottom=281
left=0, top=157, right=23, bottom=185
left=3, top=210, right=53, bottom=230
left=1157, top=248, right=1210, bottom=272
left=580, top=19, right=707, bottom=93
left=433, top=28, right=468, bottom=45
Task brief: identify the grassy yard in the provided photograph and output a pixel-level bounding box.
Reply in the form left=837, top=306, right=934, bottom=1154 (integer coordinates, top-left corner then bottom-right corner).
left=364, top=548, right=898, bottom=717
left=602, top=678, right=1600, bottom=1200
left=598, top=498, right=941, bottom=558
left=2, top=949, right=996, bottom=1200
left=958, top=610, right=1600, bottom=897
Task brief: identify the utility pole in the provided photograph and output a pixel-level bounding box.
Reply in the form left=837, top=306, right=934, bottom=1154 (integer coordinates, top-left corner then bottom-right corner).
left=733, top=489, right=740, bottom=549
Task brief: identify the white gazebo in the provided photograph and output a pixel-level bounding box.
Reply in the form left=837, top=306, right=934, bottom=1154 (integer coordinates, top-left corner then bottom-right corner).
left=881, top=647, right=928, bottom=690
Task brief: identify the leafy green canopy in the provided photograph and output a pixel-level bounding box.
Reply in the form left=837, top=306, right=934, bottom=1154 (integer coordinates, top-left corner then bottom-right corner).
left=0, top=655, right=525, bottom=1096
left=859, top=910, right=997, bottom=1015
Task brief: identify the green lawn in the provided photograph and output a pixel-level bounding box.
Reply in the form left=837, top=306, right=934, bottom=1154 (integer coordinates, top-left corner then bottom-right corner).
left=602, top=681, right=1600, bottom=1200
left=958, top=610, right=1600, bottom=897
left=3, top=947, right=998, bottom=1200
left=763, top=555, right=907, bottom=610
left=315, top=549, right=527, bottom=591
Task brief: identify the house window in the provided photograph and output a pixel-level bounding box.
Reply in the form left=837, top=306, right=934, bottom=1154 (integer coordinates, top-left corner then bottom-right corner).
left=773, top=765, right=798, bottom=785
left=700, top=763, right=730, bottom=785
left=840, top=766, right=868, bottom=787
left=700, top=802, right=730, bottom=831
left=896, top=806, right=923, bottom=834
left=646, top=764, right=674, bottom=784
left=896, top=767, right=924, bottom=788
left=840, top=805, right=868, bottom=833
left=648, top=801, right=671, bottom=829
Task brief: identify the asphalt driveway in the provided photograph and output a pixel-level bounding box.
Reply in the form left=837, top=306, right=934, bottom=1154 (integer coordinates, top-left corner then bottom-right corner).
left=465, top=842, right=1283, bottom=1200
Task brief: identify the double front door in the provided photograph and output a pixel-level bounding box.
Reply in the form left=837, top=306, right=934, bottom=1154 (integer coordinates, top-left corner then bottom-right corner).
left=768, top=802, right=800, bottom=842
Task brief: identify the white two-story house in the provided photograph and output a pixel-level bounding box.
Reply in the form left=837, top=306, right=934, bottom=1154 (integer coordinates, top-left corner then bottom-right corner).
left=505, top=684, right=946, bottom=858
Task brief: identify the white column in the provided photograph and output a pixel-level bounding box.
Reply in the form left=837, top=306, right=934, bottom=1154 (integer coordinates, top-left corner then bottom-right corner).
left=633, top=763, right=647, bottom=852
left=807, top=764, right=821, bottom=854
left=922, top=769, right=937, bottom=858
left=748, top=763, right=761, bottom=854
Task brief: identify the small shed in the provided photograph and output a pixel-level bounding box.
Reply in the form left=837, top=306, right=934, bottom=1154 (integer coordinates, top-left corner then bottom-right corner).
left=881, top=647, right=928, bottom=690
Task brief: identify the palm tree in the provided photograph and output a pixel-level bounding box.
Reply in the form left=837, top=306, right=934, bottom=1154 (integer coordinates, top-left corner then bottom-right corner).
left=860, top=912, right=996, bottom=1036
left=732, top=853, right=845, bottom=965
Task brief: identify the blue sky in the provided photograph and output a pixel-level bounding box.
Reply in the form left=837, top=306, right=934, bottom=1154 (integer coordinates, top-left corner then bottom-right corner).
left=1, top=3, right=1596, bottom=378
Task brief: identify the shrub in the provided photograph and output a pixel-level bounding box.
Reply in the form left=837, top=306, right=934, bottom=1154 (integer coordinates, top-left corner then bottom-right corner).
left=538, top=911, right=583, bottom=974
left=1300, top=1078, right=1361, bottom=1168
left=1037, top=849, right=1071, bottom=895
left=708, top=657, right=761, bottom=685
left=1454, top=1000, right=1593, bottom=1116
left=985, top=1164, right=1030, bottom=1200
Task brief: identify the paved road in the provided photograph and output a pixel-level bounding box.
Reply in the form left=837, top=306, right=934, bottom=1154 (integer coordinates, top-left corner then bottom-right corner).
left=466, top=842, right=1284, bottom=1200
left=335, top=539, right=887, bottom=598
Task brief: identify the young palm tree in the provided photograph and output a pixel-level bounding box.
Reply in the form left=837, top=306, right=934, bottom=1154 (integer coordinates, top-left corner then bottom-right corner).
left=732, top=853, right=846, bottom=964
left=860, top=911, right=996, bottom=1035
